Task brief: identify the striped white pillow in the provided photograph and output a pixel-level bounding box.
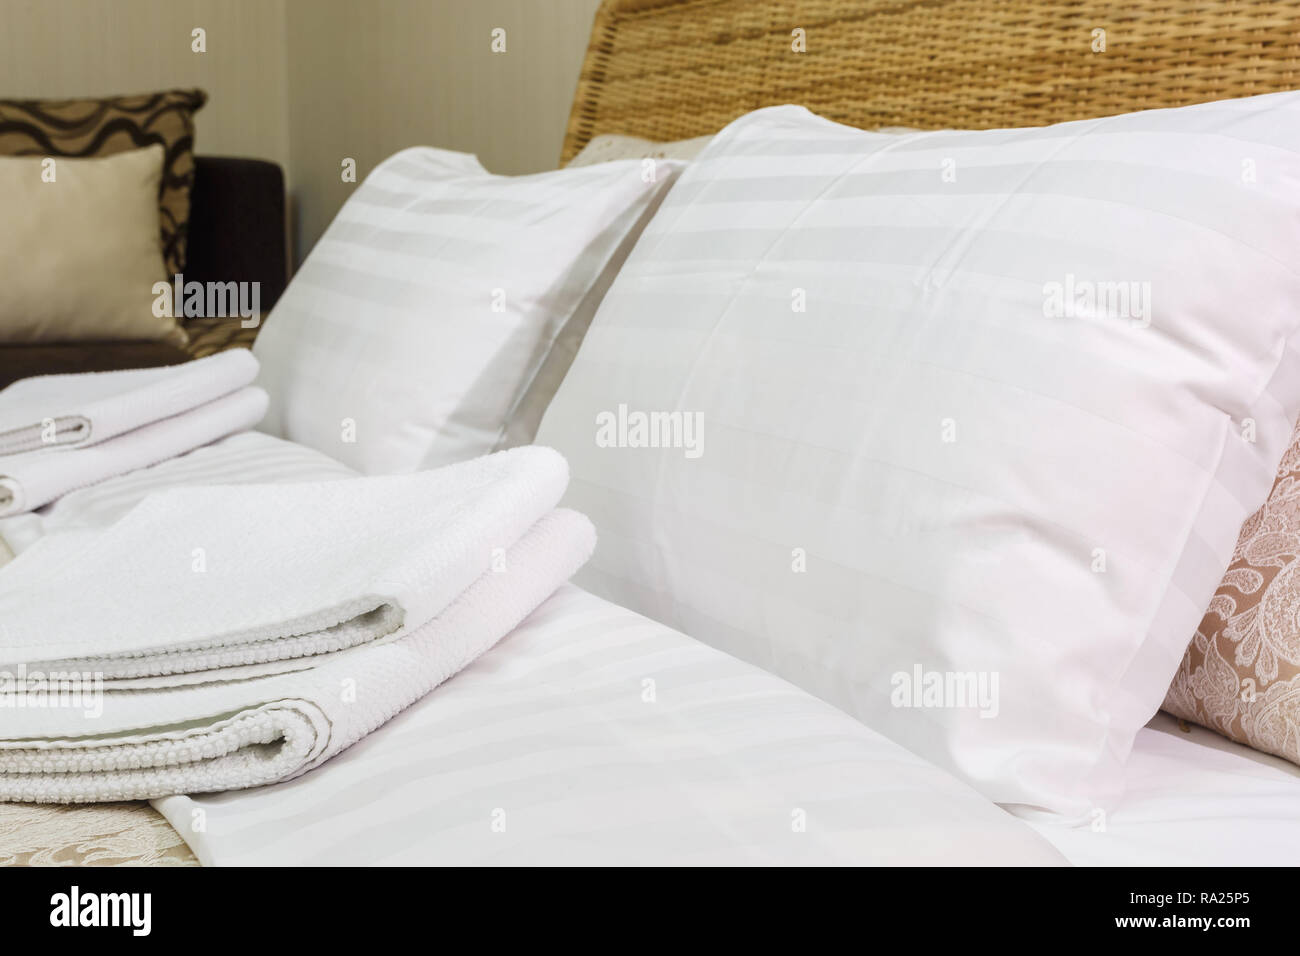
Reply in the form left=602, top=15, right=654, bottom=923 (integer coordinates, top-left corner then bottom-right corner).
left=255, top=148, right=682, bottom=473
left=536, top=94, right=1300, bottom=818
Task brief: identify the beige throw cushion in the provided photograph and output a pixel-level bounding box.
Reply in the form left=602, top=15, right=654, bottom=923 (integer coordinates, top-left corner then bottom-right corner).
left=0, top=89, right=207, bottom=277
left=0, top=145, right=184, bottom=345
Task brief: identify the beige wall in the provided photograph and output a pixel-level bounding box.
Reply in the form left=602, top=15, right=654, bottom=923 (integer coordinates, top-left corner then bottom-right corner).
left=0, top=0, right=601, bottom=264
left=0, top=0, right=291, bottom=168
left=285, top=0, right=601, bottom=261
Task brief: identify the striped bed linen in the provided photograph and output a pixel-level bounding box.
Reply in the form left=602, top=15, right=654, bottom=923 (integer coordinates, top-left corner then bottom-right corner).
left=155, top=584, right=1063, bottom=866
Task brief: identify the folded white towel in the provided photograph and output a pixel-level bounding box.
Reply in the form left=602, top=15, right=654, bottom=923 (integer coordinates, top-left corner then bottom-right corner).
left=0, top=386, right=267, bottom=517
left=0, top=446, right=594, bottom=801
left=0, top=431, right=355, bottom=562
left=0, top=350, right=258, bottom=455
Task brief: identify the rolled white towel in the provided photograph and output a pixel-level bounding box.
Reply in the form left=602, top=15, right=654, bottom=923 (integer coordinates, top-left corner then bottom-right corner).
left=0, top=349, right=258, bottom=455
left=0, top=386, right=268, bottom=517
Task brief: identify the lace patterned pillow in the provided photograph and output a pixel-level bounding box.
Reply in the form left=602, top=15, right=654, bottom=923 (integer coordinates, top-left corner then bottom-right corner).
left=1165, top=421, right=1300, bottom=765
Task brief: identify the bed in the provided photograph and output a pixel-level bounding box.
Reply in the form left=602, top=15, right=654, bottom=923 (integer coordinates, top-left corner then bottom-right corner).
left=8, top=0, right=1300, bottom=867
left=10, top=430, right=1300, bottom=865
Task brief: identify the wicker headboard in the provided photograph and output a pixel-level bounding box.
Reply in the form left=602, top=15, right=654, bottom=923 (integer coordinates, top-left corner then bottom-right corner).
left=562, top=0, right=1300, bottom=162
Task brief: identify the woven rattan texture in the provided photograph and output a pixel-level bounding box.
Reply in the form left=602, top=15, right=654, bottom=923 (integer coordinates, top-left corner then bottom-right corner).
left=562, top=0, right=1300, bottom=161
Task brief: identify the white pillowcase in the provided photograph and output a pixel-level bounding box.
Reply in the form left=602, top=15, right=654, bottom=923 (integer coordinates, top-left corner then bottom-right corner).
left=536, top=93, right=1300, bottom=819
left=254, top=147, right=681, bottom=473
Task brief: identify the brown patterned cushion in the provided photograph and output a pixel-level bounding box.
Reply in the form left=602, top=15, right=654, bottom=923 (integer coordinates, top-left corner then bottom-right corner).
left=182, top=314, right=261, bottom=359
left=0, top=89, right=206, bottom=276
left=1165, top=421, right=1300, bottom=765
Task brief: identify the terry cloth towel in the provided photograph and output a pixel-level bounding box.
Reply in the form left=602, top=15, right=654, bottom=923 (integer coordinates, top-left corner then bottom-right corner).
left=0, top=446, right=594, bottom=802
left=0, top=349, right=259, bottom=455
left=0, top=386, right=267, bottom=517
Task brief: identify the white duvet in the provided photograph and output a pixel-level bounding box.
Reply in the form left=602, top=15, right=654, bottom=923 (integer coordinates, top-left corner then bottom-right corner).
left=1024, top=713, right=1300, bottom=867
left=158, top=584, right=1066, bottom=865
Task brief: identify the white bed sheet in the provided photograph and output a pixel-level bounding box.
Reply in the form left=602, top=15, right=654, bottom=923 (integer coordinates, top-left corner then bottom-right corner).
left=154, top=583, right=1065, bottom=866
left=1022, top=712, right=1300, bottom=866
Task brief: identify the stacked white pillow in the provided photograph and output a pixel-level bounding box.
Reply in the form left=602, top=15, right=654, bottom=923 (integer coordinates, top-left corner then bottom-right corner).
left=255, top=147, right=681, bottom=472
left=537, top=93, right=1300, bottom=818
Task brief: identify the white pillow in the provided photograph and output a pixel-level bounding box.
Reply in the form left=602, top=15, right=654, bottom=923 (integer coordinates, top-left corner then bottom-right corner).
left=536, top=94, right=1300, bottom=819
left=254, top=147, right=682, bottom=472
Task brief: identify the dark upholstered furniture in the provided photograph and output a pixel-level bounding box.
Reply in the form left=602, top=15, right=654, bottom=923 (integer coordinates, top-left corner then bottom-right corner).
left=0, top=156, right=288, bottom=388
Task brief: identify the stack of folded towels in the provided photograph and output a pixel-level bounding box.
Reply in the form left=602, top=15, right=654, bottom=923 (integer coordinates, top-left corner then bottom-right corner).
left=0, top=357, right=594, bottom=802
left=0, top=350, right=266, bottom=517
